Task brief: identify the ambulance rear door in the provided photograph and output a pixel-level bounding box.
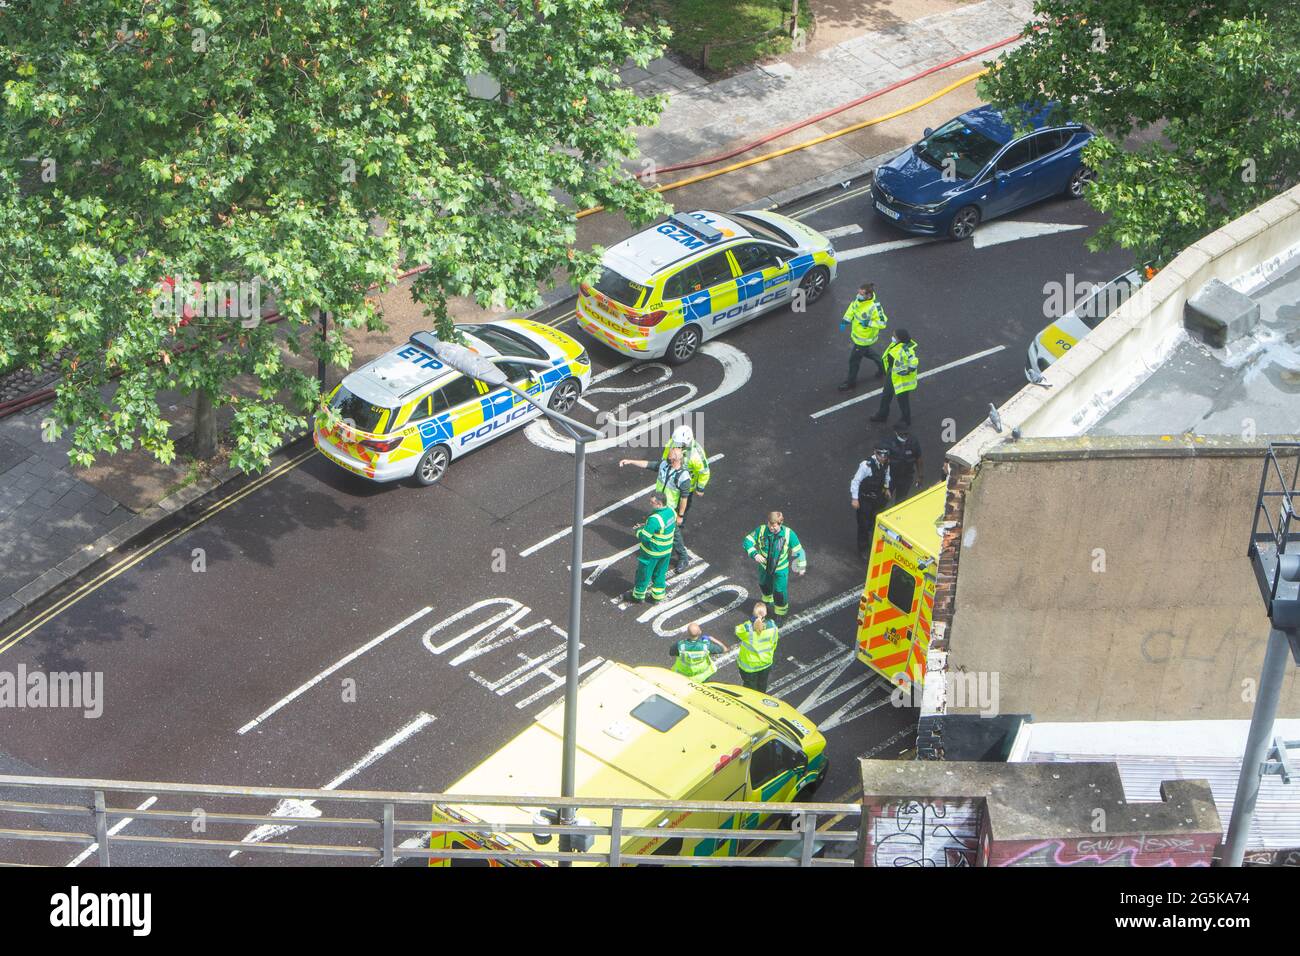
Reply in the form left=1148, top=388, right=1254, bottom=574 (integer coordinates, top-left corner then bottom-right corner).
left=855, top=486, right=943, bottom=689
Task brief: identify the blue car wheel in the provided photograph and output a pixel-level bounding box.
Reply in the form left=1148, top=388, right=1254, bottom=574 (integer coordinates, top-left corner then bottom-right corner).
left=947, top=205, right=981, bottom=241
left=1066, top=164, right=1094, bottom=199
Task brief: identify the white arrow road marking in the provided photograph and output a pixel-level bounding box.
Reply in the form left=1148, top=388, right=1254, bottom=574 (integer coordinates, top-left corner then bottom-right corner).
left=525, top=341, right=752, bottom=454
left=832, top=221, right=1089, bottom=259
left=809, top=345, right=1006, bottom=419
left=822, top=223, right=863, bottom=239
left=518, top=454, right=724, bottom=558
left=232, top=712, right=437, bottom=856
left=971, top=220, right=1088, bottom=249
left=835, top=237, right=936, bottom=260
left=238, top=606, right=434, bottom=735
left=66, top=796, right=158, bottom=867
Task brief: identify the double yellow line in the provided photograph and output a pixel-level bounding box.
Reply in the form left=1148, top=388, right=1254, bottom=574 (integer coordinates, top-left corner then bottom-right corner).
left=0, top=447, right=316, bottom=656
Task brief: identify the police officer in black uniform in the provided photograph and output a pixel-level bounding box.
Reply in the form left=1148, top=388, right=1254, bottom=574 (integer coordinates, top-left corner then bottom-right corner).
left=886, top=424, right=924, bottom=502
left=850, top=446, right=892, bottom=558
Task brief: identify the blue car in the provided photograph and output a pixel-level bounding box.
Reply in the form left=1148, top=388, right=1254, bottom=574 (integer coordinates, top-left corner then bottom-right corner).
left=871, top=104, right=1094, bottom=240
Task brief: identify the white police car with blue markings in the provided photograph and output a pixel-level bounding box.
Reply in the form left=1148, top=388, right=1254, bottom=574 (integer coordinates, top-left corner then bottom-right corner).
left=576, top=209, right=839, bottom=363
left=314, top=319, right=591, bottom=486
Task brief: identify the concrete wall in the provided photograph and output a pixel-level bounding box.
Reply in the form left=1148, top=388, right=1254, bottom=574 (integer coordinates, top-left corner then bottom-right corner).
left=944, top=437, right=1300, bottom=721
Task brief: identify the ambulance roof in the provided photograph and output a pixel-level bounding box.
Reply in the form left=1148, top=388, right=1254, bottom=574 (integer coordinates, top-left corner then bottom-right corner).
left=603, top=210, right=752, bottom=285
left=342, top=329, right=501, bottom=408
left=879, top=481, right=945, bottom=556
left=448, top=663, right=764, bottom=800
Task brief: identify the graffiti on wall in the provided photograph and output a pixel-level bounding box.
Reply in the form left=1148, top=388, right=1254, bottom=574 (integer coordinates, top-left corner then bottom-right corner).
left=865, top=798, right=981, bottom=867
left=1243, top=847, right=1300, bottom=867
left=994, top=835, right=1216, bottom=867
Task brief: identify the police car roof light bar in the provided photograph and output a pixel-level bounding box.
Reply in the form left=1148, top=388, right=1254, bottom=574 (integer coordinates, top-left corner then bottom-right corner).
left=667, top=213, right=723, bottom=244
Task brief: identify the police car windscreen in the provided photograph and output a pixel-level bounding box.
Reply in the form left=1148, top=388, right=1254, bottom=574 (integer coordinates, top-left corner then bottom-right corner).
left=331, top=386, right=389, bottom=433
left=730, top=212, right=795, bottom=248
left=463, top=324, right=547, bottom=360
left=593, top=267, right=646, bottom=307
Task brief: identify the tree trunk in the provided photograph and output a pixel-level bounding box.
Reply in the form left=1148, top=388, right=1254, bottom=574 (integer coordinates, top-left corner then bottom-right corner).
left=193, top=388, right=217, bottom=459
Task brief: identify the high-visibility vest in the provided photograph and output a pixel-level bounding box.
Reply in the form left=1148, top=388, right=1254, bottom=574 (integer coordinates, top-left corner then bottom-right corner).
left=883, top=340, right=919, bottom=394
left=638, top=507, right=677, bottom=557
left=743, top=525, right=806, bottom=575
left=653, top=460, right=692, bottom=510
left=843, top=296, right=888, bottom=347
left=664, top=440, right=710, bottom=491
left=734, top=620, right=779, bottom=673
left=672, top=638, right=717, bottom=680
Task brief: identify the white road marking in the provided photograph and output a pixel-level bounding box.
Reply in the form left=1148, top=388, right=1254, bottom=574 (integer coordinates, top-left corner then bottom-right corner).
left=581, top=544, right=640, bottom=584
left=809, top=345, right=1007, bottom=419
left=971, top=220, right=1088, bottom=249
left=66, top=796, right=157, bottom=867
left=233, top=712, right=437, bottom=855
left=860, top=724, right=918, bottom=759
left=237, top=606, right=434, bottom=735
left=517, top=454, right=724, bottom=557
left=525, top=341, right=752, bottom=454
left=822, top=223, right=863, bottom=239
left=713, top=587, right=860, bottom=668
left=834, top=237, right=936, bottom=260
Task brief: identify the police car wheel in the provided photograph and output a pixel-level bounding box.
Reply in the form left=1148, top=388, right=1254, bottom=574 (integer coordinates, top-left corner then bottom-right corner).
left=1066, top=165, right=1094, bottom=199
left=548, top=378, right=581, bottom=413
left=799, top=266, right=830, bottom=305
left=666, top=325, right=702, bottom=365
left=947, top=205, right=980, bottom=240
left=413, top=445, right=451, bottom=486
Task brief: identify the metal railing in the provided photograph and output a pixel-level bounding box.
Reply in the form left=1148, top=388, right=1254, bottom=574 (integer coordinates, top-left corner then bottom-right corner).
left=0, top=774, right=861, bottom=867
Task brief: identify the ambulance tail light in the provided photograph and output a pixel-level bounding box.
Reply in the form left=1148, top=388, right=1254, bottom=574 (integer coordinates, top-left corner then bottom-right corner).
left=361, top=435, right=404, bottom=453
left=630, top=310, right=667, bottom=328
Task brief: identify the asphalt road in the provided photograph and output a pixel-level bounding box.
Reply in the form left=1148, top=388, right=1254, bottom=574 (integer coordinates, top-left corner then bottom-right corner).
left=0, top=177, right=1132, bottom=864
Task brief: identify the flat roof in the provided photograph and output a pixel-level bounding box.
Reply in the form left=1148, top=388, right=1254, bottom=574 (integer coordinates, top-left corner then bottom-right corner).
left=1011, top=720, right=1300, bottom=852
left=1089, top=253, right=1300, bottom=437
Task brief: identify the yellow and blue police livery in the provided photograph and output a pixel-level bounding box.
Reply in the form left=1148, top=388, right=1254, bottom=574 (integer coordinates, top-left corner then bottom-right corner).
left=576, top=209, right=838, bottom=364
left=314, top=319, right=591, bottom=486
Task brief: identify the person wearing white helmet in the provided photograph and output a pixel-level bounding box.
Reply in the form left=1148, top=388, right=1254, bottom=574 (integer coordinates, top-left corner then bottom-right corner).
left=663, top=423, right=710, bottom=573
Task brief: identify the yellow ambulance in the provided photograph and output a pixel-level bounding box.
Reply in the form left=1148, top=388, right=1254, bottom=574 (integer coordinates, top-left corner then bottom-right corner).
left=428, top=662, right=828, bottom=866
left=855, top=483, right=945, bottom=690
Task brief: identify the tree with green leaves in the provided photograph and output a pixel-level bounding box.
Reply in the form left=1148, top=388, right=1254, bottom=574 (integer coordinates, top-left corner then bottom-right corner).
left=980, top=0, right=1300, bottom=266
left=0, top=0, right=668, bottom=472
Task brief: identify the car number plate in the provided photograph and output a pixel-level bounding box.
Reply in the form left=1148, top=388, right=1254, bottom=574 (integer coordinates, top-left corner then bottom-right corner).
left=875, top=200, right=901, bottom=220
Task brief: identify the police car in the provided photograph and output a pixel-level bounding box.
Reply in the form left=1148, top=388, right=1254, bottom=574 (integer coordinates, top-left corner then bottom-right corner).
left=576, top=209, right=838, bottom=363
left=1025, top=268, right=1145, bottom=380
left=314, top=319, right=591, bottom=485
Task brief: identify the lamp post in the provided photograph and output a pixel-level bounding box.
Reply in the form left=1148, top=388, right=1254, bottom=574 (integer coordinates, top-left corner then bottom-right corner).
left=1224, top=442, right=1300, bottom=866
left=423, top=335, right=602, bottom=862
